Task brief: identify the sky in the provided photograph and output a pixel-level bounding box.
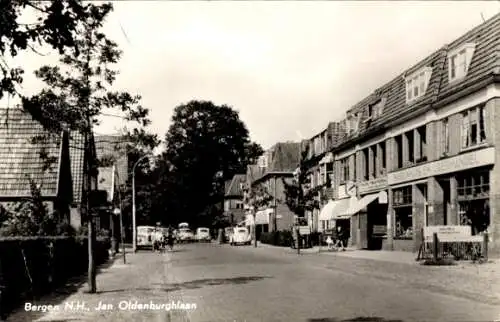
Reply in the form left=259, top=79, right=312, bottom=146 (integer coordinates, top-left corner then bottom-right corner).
left=4, top=1, right=500, bottom=150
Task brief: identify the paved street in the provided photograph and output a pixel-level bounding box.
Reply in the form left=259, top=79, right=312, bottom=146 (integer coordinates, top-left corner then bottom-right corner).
left=7, top=243, right=500, bottom=322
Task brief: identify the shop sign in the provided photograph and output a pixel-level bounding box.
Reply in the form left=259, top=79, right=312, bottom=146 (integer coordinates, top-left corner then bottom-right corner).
left=378, top=191, right=388, bottom=204
left=423, top=225, right=481, bottom=242
left=358, top=177, right=388, bottom=194
left=388, top=147, right=494, bottom=185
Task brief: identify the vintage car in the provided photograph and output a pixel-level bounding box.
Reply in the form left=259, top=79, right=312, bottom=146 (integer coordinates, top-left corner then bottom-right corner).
left=229, top=227, right=252, bottom=246
left=195, top=227, right=211, bottom=242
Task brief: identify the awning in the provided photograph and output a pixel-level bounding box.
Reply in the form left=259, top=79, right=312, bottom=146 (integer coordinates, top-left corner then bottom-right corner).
left=318, top=198, right=352, bottom=221
left=319, top=152, right=334, bottom=164
left=245, top=210, right=270, bottom=225
left=342, top=193, right=380, bottom=217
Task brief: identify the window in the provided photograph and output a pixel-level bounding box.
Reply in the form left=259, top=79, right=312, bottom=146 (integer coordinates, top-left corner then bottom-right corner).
left=339, top=158, right=349, bottom=183
left=380, top=141, right=386, bottom=173
left=461, top=105, right=486, bottom=149
left=370, top=146, right=376, bottom=178
left=405, top=67, right=432, bottom=103
left=416, top=126, right=427, bottom=162
left=393, top=186, right=413, bottom=239
left=443, top=118, right=450, bottom=154
left=405, top=130, right=414, bottom=164
left=457, top=171, right=489, bottom=200
left=362, top=149, right=369, bottom=181
left=368, top=105, right=373, bottom=118
left=395, top=135, right=403, bottom=169
left=347, top=113, right=360, bottom=135
left=258, top=155, right=268, bottom=168
left=326, top=162, right=333, bottom=186
left=448, top=43, right=475, bottom=82
left=367, top=98, right=385, bottom=120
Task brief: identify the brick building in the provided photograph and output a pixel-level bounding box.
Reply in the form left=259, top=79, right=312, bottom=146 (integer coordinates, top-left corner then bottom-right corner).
left=243, top=142, right=301, bottom=237
left=326, top=13, right=500, bottom=254
left=223, top=174, right=246, bottom=226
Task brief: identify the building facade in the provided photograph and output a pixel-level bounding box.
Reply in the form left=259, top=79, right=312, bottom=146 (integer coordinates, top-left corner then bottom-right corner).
left=223, top=174, right=246, bottom=226
left=326, top=13, right=500, bottom=254
left=243, top=142, right=301, bottom=237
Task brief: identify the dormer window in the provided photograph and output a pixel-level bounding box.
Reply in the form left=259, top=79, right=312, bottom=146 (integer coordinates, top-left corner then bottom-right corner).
left=346, top=113, right=360, bottom=135
left=405, top=67, right=432, bottom=104
left=448, top=43, right=475, bottom=83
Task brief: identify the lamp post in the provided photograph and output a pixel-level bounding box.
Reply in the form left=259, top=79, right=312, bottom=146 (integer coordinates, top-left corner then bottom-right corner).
left=113, top=207, right=126, bottom=264
left=132, top=154, right=152, bottom=253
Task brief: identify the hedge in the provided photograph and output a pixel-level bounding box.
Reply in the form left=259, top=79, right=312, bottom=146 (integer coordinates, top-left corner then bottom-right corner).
left=0, top=236, right=111, bottom=316
left=260, top=231, right=328, bottom=248
left=260, top=231, right=293, bottom=247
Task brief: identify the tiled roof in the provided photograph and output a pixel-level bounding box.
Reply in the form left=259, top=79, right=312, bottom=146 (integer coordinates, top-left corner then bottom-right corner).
left=268, top=142, right=301, bottom=172
left=334, top=12, right=500, bottom=149
left=68, top=131, right=85, bottom=204
left=0, top=108, right=61, bottom=198
left=224, top=174, right=246, bottom=197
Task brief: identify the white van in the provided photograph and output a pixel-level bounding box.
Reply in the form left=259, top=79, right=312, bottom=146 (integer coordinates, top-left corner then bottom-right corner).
left=137, top=226, right=155, bottom=249
left=195, top=227, right=211, bottom=242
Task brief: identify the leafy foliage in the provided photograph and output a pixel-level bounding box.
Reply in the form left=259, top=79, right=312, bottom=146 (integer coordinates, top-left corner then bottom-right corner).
left=282, top=145, right=328, bottom=217
left=0, top=1, right=116, bottom=100
left=156, top=100, right=263, bottom=226
left=21, top=2, right=150, bottom=137
left=0, top=181, right=75, bottom=236
left=243, top=183, right=275, bottom=213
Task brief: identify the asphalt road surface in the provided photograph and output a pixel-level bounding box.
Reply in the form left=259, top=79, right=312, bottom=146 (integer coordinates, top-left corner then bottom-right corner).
left=8, top=242, right=500, bottom=322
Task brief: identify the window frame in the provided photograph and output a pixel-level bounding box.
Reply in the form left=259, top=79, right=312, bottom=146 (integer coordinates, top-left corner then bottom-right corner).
left=448, top=43, right=475, bottom=83
left=405, top=67, right=432, bottom=104
left=461, top=105, right=486, bottom=150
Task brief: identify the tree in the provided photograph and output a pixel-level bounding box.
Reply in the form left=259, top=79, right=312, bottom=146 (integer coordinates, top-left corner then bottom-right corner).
left=0, top=1, right=117, bottom=101
left=282, top=145, right=329, bottom=253
left=160, top=100, right=263, bottom=226
left=243, top=183, right=275, bottom=247
left=20, top=3, right=151, bottom=294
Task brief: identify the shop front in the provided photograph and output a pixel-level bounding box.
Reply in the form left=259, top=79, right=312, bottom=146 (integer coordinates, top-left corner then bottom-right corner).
left=245, top=209, right=272, bottom=240
left=345, top=191, right=388, bottom=250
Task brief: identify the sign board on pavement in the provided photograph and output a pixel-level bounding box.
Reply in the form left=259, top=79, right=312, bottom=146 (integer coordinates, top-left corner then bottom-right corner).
left=423, top=225, right=480, bottom=242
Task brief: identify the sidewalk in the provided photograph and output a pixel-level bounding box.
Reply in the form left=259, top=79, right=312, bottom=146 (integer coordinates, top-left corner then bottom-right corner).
left=6, top=250, right=191, bottom=322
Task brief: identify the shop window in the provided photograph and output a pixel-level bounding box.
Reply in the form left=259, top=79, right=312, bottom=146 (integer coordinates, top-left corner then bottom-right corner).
left=393, top=186, right=413, bottom=239
left=395, top=135, right=403, bottom=169
left=461, top=105, right=486, bottom=149
left=457, top=171, right=489, bottom=200
left=458, top=199, right=490, bottom=235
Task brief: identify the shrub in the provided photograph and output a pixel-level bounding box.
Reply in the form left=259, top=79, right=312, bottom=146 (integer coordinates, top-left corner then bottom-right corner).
left=260, top=231, right=293, bottom=247
left=0, top=236, right=110, bottom=316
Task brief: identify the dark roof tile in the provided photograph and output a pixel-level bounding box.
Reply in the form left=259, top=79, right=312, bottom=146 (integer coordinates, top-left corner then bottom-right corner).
left=0, top=108, right=61, bottom=197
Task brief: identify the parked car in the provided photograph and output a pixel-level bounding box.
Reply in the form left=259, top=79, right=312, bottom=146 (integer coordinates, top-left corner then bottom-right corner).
left=224, top=227, right=234, bottom=243
left=177, top=228, right=194, bottom=243
left=230, top=227, right=251, bottom=246
left=195, top=227, right=211, bottom=242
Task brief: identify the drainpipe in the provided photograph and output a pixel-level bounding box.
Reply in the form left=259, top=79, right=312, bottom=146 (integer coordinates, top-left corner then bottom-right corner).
left=274, top=177, right=277, bottom=232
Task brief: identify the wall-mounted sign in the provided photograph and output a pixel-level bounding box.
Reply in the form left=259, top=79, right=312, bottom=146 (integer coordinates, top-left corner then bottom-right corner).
left=388, top=147, right=494, bottom=185
left=345, top=181, right=357, bottom=197
left=358, top=177, right=388, bottom=194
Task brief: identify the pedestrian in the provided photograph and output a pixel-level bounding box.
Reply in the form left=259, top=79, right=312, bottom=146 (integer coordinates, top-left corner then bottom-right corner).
left=336, top=226, right=346, bottom=251
left=167, top=226, right=175, bottom=251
